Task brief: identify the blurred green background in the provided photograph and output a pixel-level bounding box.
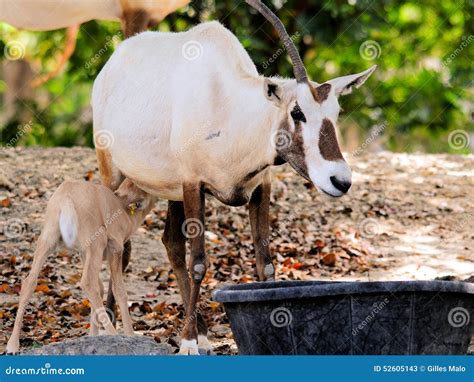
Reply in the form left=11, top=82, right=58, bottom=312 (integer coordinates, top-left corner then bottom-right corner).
left=0, top=0, right=472, bottom=153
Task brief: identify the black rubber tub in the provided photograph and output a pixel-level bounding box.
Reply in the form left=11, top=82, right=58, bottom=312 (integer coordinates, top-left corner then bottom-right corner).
left=212, top=280, right=474, bottom=355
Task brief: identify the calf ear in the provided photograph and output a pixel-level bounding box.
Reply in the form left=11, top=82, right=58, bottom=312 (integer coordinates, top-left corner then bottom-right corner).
left=264, top=79, right=283, bottom=104
left=329, top=65, right=377, bottom=96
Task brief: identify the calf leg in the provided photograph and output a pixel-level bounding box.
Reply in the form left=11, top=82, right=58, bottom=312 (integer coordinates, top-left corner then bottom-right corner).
left=81, top=246, right=116, bottom=335
left=6, top=235, right=55, bottom=354
left=249, top=180, right=275, bottom=281
left=178, top=184, right=206, bottom=355
left=89, top=277, right=104, bottom=336
left=163, top=201, right=210, bottom=351
left=96, top=146, right=129, bottom=326
left=107, top=246, right=134, bottom=335
left=106, top=239, right=131, bottom=326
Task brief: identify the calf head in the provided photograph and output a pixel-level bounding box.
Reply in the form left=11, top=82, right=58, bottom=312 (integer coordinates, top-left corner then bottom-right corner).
left=115, top=178, right=156, bottom=217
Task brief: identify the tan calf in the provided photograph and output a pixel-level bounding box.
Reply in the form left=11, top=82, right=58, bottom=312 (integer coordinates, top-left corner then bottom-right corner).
left=6, top=179, right=156, bottom=354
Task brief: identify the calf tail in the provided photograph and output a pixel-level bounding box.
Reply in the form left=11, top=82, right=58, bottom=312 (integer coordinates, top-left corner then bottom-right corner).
left=59, top=198, right=78, bottom=248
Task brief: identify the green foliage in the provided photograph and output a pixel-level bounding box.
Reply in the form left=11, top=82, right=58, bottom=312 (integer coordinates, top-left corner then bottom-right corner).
left=0, top=0, right=472, bottom=152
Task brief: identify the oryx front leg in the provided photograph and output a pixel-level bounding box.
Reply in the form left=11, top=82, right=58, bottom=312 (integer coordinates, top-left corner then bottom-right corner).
left=249, top=180, right=275, bottom=281
left=178, top=183, right=206, bottom=355
left=163, top=201, right=210, bottom=352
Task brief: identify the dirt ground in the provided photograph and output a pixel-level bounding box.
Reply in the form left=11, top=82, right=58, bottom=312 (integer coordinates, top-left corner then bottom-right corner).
left=0, top=147, right=473, bottom=354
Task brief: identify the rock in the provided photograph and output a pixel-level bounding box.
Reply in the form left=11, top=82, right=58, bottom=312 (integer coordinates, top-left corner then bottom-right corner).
left=22, top=335, right=172, bottom=355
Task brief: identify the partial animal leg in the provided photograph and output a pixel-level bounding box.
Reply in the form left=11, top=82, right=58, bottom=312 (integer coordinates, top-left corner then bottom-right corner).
left=6, top=232, right=57, bottom=354
left=95, top=146, right=130, bottom=326
left=107, top=245, right=134, bottom=335
left=162, top=201, right=210, bottom=352
left=106, top=239, right=131, bottom=326
left=89, top=277, right=105, bottom=336
left=178, top=184, right=206, bottom=355
left=249, top=179, right=275, bottom=281
left=96, top=148, right=124, bottom=191
left=121, top=8, right=150, bottom=38
left=81, top=245, right=116, bottom=335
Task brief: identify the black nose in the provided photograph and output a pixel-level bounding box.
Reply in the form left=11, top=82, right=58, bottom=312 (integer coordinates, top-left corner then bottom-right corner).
left=330, top=176, right=351, bottom=193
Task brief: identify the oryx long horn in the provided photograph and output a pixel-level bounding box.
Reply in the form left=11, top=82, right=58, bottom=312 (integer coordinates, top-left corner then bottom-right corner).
left=246, top=0, right=308, bottom=83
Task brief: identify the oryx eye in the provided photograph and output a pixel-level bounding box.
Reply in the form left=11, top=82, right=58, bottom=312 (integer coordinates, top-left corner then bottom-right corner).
left=290, top=103, right=306, bottom=123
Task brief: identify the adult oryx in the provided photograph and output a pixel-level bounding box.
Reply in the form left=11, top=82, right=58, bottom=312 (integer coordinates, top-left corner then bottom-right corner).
left=92, top=0, right=376, bottom=354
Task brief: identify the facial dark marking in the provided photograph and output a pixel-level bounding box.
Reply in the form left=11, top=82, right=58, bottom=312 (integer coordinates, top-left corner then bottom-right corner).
left=310, top=83, right=332, bottom=103
left=267, top=83, right=280, bottom=100
left=290, top=103, right=306, bottom=122
left=319, top=118, right=343, bottom=161
left=276, top=120, right=310, bottom=181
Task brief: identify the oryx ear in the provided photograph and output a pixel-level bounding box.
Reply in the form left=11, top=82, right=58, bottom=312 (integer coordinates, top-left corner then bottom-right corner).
left=329, top=65, right=377, bottom=97
left=264, top=79, right=283, bottom=104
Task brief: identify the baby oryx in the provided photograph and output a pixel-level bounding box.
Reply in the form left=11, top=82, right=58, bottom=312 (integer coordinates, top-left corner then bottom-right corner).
left=6, top=179, right=156, bottom=354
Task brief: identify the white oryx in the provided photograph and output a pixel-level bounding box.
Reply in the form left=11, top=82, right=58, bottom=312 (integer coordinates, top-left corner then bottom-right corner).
left=0, top=0, right=190, bottom=85
left=0, top=0, right=190, bottom=33
left=92, top=0, right=376, bottom=354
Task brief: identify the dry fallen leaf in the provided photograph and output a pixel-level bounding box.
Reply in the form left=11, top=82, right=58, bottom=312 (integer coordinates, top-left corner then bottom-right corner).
left=1, top=197, right=12, bottom=207
left=321, top=253, right=337, bottom=267
left=35, top=284, right=50, bottom=293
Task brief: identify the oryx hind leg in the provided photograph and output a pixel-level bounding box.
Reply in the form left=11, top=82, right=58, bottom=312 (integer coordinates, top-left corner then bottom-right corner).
left=96, top=147, right=124, bottom=191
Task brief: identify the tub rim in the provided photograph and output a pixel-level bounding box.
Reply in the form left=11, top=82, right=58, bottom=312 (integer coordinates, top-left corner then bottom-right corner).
left=212, top=280, right=474, bottom=303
